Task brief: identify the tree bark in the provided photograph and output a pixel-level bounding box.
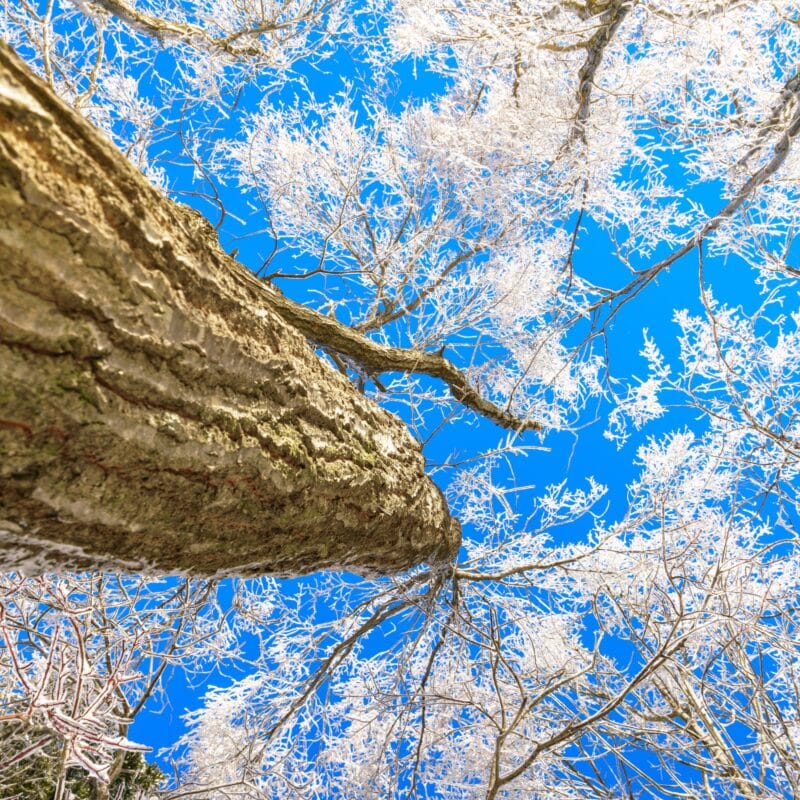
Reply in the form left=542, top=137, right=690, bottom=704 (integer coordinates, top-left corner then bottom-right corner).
left=0, top=42, right=460, bottom=576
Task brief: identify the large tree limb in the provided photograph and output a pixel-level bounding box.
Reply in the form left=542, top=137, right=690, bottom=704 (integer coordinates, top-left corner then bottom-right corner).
left=262, top=289, right=542, bottom=434
left=570, top=0, right=631, bottom=145
left=84, top=0, right=333, bottom=59
left=0, top=42, right=460, bottom=576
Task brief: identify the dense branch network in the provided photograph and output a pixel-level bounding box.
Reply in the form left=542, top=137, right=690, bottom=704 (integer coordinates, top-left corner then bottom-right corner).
left=263, top=285, right=542, bottom=432
left=82, top=0, right=341, bottom=60
left=2, top=1, right=800, bottom=798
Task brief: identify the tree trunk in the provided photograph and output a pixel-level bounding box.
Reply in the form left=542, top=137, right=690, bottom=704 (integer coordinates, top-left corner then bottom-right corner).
left=0, top=43, right=460, bottom=576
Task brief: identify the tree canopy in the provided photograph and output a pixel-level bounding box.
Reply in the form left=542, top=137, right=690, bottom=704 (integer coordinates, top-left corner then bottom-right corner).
left=2, top=1, right=800, bottom=797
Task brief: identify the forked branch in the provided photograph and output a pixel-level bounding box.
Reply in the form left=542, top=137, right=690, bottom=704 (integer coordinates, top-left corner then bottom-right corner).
left=262, top=285, right=542, bottom=433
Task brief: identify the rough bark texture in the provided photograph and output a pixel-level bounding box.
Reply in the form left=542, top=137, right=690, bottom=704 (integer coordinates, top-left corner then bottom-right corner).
left=0, top=43, right=460, bottom=577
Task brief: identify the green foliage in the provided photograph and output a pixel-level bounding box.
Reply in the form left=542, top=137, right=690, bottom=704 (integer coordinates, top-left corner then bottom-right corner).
left=110, top=752, right=165, bottom=799
left=0, top=726, right=164, bottom=800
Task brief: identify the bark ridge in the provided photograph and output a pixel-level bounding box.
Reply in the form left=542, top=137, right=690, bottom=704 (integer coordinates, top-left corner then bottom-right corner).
left=0, top=43, right=460, bottom=576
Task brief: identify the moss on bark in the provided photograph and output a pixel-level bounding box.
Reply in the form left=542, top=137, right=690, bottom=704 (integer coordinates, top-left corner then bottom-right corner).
left=0, top=43, right=460, bottom=577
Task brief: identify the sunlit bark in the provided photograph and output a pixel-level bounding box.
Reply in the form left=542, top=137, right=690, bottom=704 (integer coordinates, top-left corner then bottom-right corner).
left=0, top=43, right=460, bottom=576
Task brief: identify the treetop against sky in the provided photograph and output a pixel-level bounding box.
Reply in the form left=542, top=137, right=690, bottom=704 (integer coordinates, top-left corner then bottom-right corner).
left=1, top=1, right=800, bottom=797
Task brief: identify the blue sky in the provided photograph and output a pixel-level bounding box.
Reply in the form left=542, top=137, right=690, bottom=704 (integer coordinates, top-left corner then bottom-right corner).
left=126, top=128, right=736, bottom=774
left=4, top=2, right=800, bottom=794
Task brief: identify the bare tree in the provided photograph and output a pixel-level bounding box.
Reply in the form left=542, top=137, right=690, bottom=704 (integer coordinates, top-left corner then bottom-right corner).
left=0, top=571, right=228, bottom=799
left=2, top=1, right=800, bottom=797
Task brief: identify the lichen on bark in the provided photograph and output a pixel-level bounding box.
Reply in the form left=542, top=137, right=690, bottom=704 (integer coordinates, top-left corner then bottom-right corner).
left=0, top=42, right=460, bottom=577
